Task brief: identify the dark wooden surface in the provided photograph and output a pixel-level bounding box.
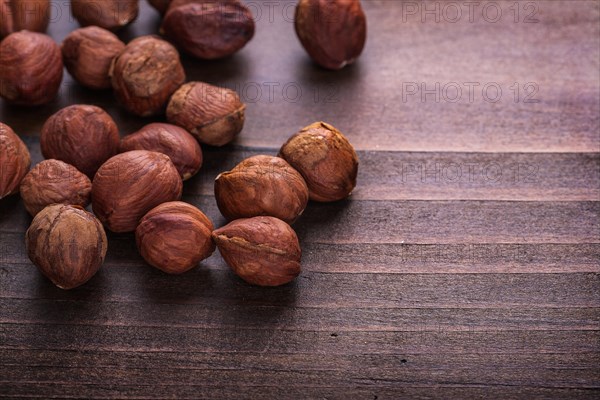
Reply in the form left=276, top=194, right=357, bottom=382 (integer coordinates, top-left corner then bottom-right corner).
left=1, top=0, right=599, bottom=398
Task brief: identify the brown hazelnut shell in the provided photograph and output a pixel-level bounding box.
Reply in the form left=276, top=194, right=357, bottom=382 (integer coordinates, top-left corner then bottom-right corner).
left=26, top=204, right=107, bottom=290
left=40, top=105, right=120, bottom=178
left=166, top=81, right=245, bottom=147
left=92, top=150, right=183, bottom=233
left=110, top=36, right=186, bottom=117
left=136, top=201, right=215, bottom=274
left=279, top=122, right=359, bottom=202
left=0, top=122, right=31, bottom=199
left=119, top=123, right=203, bottom=181
left=62, top=26, right=126, bottom=90
left=19, top=159, right=92, bottom=216
left=161, top=1, right=255, bottom=60
left=0, top=31, right=63, bottom=105
left=0, top=0, right=50, bottom=38
left=215, top=155, right=309, bottom=224
left=212, top=216, right=301, bottom=287
left=295, top=0, right=367, bottom=70
left=71, top=0, right=138, bottom=31
left=166, top=0, right=241, bottom=12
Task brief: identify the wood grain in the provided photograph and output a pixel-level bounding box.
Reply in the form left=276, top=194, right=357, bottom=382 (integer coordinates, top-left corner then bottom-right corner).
left=1, top=384, right=598, bottom=400
left=0, top=0, right=598, bottom=398
left=2, top=266, right=598, bottom=308
left=1, top=324, right=598, bottom=353
left=3, top=197, right=599, bottom=243
left=2, top=349, right=599, bottom=370
left=0, top=363, right=598, bottom=388
left=15, top=137, right=600, bottom=201
left=3, top=230, right=600, bottom=273
left=2, top=299, right=598, bottom=331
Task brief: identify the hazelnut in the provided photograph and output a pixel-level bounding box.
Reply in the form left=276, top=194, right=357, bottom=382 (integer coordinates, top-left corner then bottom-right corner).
left=0, top=0, right=50, bottom=38
left=41, top=105, right=120, bottom=178
left=119, top=123, right=202, bottom=181
left=136, top=201, right=215, bottom=274
left=71, top=0, right=138, bottom=31
left=215, top=155, right=308, bottom=224
left=279, top=122, right=359, bottom=202
left=0, top=31, right=63, bottom=105
left=163, top=0, right=242, bottom=13
left=212, top=216, right=301, bottom=286
left=166, top=0, right=240, bottom=10
left=0, top=122, right=31, bottom=199
left=92, top=150, right=183, bottom=233
left=110, top=36, right=186, bottom=117
left=61, top=26, right=126, bottom=90
left=166, top=81, right=245, bottom=147
left=26, top=204, right=108, bottom=290
left=147, top=0, right=169, bottom=14
left=161, top=0, right=255, bottom=60
left=295, top=0, right=367, bottom=70
left=20, top=159, right=92, bottom=216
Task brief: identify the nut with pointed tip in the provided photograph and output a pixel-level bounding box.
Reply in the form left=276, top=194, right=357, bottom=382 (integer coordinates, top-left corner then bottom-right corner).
left=110, top=36, right=186, bottom=117
left=215, top=155, right=309, bottom=224
left=295, top=0, right=367, bottom=70
left=20, top=159, right=92, bottom=216
left=279, top=122, right=359, bottom=202
left=61, top=26, right=125, bottom=90
left=41, top=105, right=120, bottom=179
left=212, top=216, right=301, bottom=287
left=92, top=150, right=183, bottom=233
left=71, top=0, right=138, bottom=31
left=0, top=31, right=63, bottom=105
left=0, top=122, right=31, bottom=199
left=26, top=204, right=107, bottom=290
left=0, top=0, right=50, bottom=38
left=161, top=0, right=255, bottom=60
left=167, top=81, right=245, bottom=146
left=119, top=123, right=203, bottom=181
left=136, top=202, right=215, bottom=274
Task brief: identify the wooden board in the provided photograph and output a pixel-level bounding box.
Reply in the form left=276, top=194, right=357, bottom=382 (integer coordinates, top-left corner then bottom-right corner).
left=1, top=0, right=599, bottom=398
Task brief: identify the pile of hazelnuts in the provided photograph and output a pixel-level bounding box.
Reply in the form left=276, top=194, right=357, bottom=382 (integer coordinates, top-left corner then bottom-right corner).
left=0, top=0, right=367, bottom=289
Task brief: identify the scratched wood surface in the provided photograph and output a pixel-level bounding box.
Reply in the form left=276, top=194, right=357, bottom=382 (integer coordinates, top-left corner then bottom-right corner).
left=1, top=1, right=599, bottom=399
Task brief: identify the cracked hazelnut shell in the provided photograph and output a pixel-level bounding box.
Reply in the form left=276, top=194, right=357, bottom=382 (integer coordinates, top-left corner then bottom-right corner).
left=295, top=0, right=367, bottom=70
left=166, top=81, right=245, bottom=147
left=71, top=0, right=138, bottom=31
left=92, top=150, right=183, bottom=233
left=110, top=36, right=186, bottom=117
left=26, top=204, right=107, bottom=290
left=136, top=201, right=215, bottom=274
left=215, top=155, right=309, bottom=224
left=161, top=0, right=255, bottom=60
left=119, top=123, right=202, bottom=181
left=20, top=159, right=92, bottom=216
left=41, top=105, right=120, bottom=178
left=0, top=122, right=30, bottom=199
left=0, top=31, right=63, bottom=105
left=212, top=216, right=301, bottom=287
left=0, top=0, right=50, bottom=38
left=279, top=122, right=359, bottom=202
left=62, top=26, right=126, bottom=90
